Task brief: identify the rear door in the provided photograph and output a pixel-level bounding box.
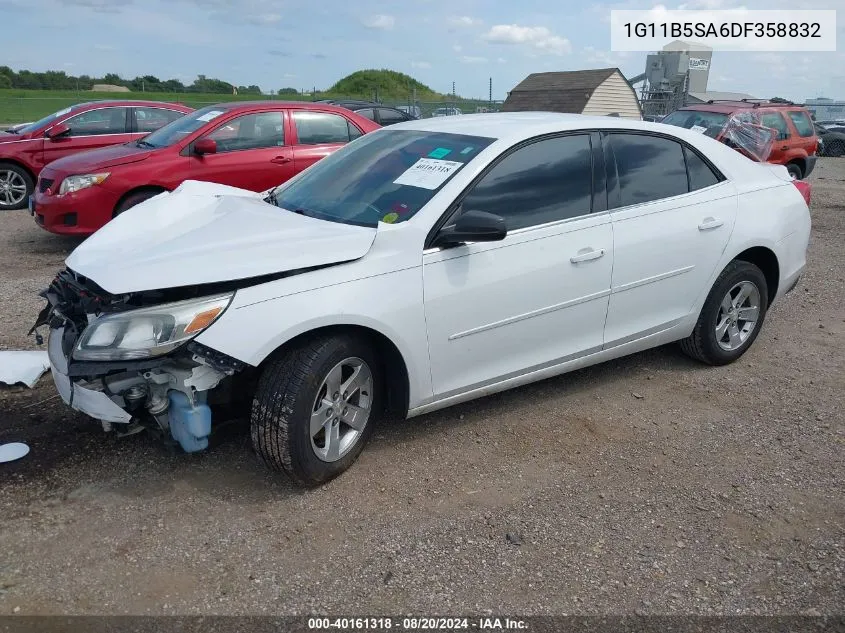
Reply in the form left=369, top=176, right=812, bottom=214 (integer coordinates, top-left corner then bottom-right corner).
left=42, top=106, right=133, bottom=166
left=785, top=109, right=818, bottom=157
left=603, top=132, right=737, bottom=346
left=759, top=110, right=795, bottom=163
left=290, top=110, right=362, bottom=172
left=188, top=110, right=295, bottom=191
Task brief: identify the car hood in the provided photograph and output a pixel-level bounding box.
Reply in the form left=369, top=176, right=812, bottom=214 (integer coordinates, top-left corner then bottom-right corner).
left=66, top=180, right=378, bottom=294
left=0, top=131, right=28, bottom=144
left=48, top=142, right=154, bottom=174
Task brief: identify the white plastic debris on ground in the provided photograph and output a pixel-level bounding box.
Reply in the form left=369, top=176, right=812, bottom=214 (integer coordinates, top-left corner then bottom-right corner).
left=0, top=442, right=30, bottom=463
left=0, top=351, right=50, bottom=388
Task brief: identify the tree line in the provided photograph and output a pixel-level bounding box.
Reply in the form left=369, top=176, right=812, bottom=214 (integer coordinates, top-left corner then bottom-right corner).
left=0, top=67, right=301, bottom=95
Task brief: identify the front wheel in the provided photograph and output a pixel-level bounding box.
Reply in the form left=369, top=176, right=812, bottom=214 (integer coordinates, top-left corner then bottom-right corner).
left=0, top=162, right=34, bottom=211
left=251, top=335, right=381, bottom=486
left=680, top=260, right=769, bottom=366
left=786, top=163, right=803, bottom=180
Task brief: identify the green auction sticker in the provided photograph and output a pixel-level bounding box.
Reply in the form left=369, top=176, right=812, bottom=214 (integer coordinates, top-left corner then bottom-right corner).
left=382, top=212, right=399, bottom=224
left=428, top=147, right=452, bottom=159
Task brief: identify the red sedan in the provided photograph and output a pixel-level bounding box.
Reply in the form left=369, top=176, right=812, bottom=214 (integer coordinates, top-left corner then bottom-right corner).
left=32, top=101, right=381, bottom=235
left=0, top=100, right=192, bottom=210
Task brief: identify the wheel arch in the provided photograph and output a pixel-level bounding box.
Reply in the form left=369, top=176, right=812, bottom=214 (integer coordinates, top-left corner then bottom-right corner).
left=112, top=185, right=169, bottom=216
left=0, top=158, right=36, bottom=184
left=259, top=323, right=411, bottom=418
left=733, top=245, right=779, bottom=305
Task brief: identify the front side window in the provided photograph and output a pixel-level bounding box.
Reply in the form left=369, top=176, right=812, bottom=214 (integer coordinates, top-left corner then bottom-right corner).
left=205, top=112, right=284, bottom=152
left=293, top=111, right=355, bottom=145
left=609, top=133, right=688, bottom=207
left=787, top=110, right=814, bottom=137
left=760, top=112, right=790, bottom=140
left=460, top=134, right=593, bottom=231
left=19, top=105, right=78, bottom=135
left=134, top=107, right=185, bottom=133
left=270, top=130, right=495, bottom=227
left=65, top=107, right=127, bottom=136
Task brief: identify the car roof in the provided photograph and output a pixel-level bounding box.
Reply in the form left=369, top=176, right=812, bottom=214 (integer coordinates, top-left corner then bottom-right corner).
left=674, top=101, right=806, bottom=114
left=201, top=100, right=360, bottom=113
left=72, top=99, right=192, bottom=110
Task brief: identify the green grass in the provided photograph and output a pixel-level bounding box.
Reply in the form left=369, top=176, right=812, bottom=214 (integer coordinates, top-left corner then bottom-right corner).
left=0, top=89, right=324, bottom=124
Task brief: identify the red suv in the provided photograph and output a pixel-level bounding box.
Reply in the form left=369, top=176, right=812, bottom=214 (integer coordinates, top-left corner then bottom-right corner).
left=0, top=100, right=192, bottom=211
left=662, top=100, right=818, bottom=180
left=32, top=101, right=381, bottom=235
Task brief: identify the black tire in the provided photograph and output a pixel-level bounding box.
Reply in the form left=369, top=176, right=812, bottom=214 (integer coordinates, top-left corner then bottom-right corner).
left=251, top=335, right=381, bottom=487
left=0, top=161, right=34, bottom=211
left=679, top=260, right=769, bottom=366
left=786, top=163, right=803, bottom=180
left=113, top=189, right=163, bottom=217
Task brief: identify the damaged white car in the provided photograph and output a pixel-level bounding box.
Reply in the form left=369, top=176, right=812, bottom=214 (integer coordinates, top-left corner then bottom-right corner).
left=33, top=113, right=811, bottom=486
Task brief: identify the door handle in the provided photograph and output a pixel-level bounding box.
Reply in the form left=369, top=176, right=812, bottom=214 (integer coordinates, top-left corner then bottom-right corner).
left=698, top=217, right=724, bottom=231
left=781, top=145, right=789, bottom=150
left=570, top=248, right=605, bottom=264
left=271, top=156, right=292, bottom=164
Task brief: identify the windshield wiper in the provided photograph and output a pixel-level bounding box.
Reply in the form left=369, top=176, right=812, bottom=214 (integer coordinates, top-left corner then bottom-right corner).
left=136, top=140, right=156, bottom=149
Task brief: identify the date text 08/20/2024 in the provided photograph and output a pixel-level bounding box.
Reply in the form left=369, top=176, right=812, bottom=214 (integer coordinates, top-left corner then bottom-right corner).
left=307, top=617, right=528, bottom=630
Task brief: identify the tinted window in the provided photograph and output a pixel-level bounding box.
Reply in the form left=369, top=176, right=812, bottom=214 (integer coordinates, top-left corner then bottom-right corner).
left=270, top=130, right=494, bottom=227
left=293, top=111, right=353, bottom=144
left=354, top=108, right=376, bottom=121
left=134, top=107, right=185, bottom=132
left=761, top=112, right=790, bottom=140
left=348, top=122, right=363, bottom=140
left=461, top=135, right=592, bottom=231
left=65, top=107, right=127, bottom=136
left=662, top=110, right=728, bottom=133
left=378, top=108, right=408, bottom=126
left=206, top=112, right=284, bottom=152
left=609, top=133, right=688, bottom=207
left=787, top=110, right=814, bottom=137
left=684, top=146, right=720, bottom=191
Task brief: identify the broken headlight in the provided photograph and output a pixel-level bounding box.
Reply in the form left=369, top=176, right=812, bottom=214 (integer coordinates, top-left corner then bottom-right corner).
left=73, top=293, right=233, bottom=361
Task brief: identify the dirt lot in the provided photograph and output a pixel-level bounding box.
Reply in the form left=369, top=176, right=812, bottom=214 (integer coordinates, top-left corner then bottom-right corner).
left=0, top=161, right=843, bottom=616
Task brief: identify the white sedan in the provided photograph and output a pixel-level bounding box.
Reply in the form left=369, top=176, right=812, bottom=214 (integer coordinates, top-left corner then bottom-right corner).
left=36, top=112, right=811, bottom=486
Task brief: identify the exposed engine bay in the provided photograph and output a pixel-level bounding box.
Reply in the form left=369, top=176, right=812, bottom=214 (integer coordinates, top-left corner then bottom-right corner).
left=31, top=268, right=252, bottom=452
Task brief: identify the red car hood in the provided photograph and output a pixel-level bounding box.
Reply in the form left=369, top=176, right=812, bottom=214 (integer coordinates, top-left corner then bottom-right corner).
left=45, top=142, right=155, bottom=175
left=0, top=131, right=30, bottom=144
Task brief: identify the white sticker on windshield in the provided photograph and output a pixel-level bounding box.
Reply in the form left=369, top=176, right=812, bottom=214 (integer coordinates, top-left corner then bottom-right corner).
left=393, top=158, right=463, bottom=190
left=197, top=110, right=224, bottom=122
left=55, top=107, right=72, bottom=117
left=690, top=124, right=708, bottom=134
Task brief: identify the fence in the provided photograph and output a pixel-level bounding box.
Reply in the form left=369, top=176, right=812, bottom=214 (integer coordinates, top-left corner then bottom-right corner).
left=0, top=94, right=505, bottom=126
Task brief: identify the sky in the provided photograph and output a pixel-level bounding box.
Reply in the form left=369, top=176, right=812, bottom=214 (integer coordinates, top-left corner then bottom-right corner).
left=1, top=0, right=843, bottom=102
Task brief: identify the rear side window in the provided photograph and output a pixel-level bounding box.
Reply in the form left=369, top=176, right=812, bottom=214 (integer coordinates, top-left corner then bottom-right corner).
left=354, top=108, right=376, bottom=121
left=787, top=110, right=814, bottom=137
left=134, top=107, right=184, bottom=132
left=684, top=146, right=720, bottom=191
left=461, top=134, right=593, bottom=230
left=65, top=107, right=127, bottom=136
left=377, top=108, right=408, bottom=126
left=760, top=112, right=790, bottom=140
left=293, top=111, right=355, bottom=144
left=608, top=133, right=688, bottom=207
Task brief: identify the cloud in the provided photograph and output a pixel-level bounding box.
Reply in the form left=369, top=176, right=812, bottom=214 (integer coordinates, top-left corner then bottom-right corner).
left=283, top=73, right=297, bottom=79
left=460, top=55, right=488, bottom=64
left=448, top=16, right=481, bottom=27
left=311, top=52, right=328, bottom=59
left=497, top=57, right=507, bottom=64
left=362, top=14, right=395, bottom=30
left=581, top=45, right=631, bottom=67
left=482, top=24, right=571, bottom=56
left=63, top=0, right=132, bottom=12
left=411, top=61, right=432, bottom=69
left=268, top=50, right=292, bottom=57
left=247, top=13, right=281, bottom=25
left=453, top=44, right=463, bottom=53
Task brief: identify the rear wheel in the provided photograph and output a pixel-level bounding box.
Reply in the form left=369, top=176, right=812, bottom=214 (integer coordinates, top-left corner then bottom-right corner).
left=680, top=260, right=769, bottom=366
left=0, top=162, right=33, bottom=211
left=786, top=163, right=803, bottom=180
left=251, top=335, right=381, bottom=486
left=113, top=189, right=163, bottom=217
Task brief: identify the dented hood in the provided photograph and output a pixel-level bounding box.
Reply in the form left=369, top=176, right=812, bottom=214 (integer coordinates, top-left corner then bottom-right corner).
left=66, top=180, right=378, bottom=294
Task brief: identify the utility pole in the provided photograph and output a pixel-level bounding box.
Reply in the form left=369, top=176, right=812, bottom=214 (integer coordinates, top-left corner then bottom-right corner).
left=489, top=77, right=492, bottom=105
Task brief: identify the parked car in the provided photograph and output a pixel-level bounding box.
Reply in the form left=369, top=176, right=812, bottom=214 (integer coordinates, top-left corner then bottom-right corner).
left=816, top=119, right=845, bottom=128
left=0, top=100, right=192, bottom=211
left=815, top=123, right=845, bottom=157
left=396, top=105, right=422, bottom=119
left=431, top=107, right=463, bottom=117
left=662, top=101, right=818, bottom=180
left=34, top=113, right=810, bottom=486
left=315, top=100, right=417, bottom=126
left=31, top=101, right=380, bottom=235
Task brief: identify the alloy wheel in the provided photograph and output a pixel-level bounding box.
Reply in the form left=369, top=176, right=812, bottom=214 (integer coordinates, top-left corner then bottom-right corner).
left=715, top=281, right=761, bottom=351
left=0, top=170, right=28, bottom=207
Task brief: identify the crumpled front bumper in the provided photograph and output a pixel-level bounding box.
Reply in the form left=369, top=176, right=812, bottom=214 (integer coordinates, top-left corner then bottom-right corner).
left=48, top=327, right=132, bottom=424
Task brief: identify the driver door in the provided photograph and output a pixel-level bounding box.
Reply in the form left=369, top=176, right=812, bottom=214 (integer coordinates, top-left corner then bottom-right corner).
left=422, top=133, right=614, bottom=398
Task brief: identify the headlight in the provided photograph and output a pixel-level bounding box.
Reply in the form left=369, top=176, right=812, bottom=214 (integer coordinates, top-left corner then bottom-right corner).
left=59, top=172, right=110, bottom=195
left=73, top=293, right=233, bottom=361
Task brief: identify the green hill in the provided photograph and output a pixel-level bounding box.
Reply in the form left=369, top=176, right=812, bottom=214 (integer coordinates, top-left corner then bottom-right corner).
left=328, top=69, right=443, bottom=100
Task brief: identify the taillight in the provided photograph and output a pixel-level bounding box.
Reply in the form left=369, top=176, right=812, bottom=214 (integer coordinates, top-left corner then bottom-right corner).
left=793, top=180, right=811, bottom=206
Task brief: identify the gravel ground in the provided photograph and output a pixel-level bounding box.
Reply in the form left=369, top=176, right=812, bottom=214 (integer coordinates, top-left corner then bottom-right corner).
left=0, top=161, right=843, bottom=616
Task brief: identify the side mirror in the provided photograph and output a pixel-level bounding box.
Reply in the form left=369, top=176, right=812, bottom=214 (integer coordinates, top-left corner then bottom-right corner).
left=433, top=210, right=507, bottom=248
left=193, top=139, right=217, bottom=155
left=45, top=122, right=70, bottom=139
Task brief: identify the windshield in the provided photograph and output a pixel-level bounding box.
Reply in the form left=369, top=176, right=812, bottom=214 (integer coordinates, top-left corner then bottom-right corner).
left=17, top=106, right=77, bottom=135
left=269, top=129, right=495, bottom=227
left=662, top=110, right=729, bottom=133
left=139, top=105, right=226, bottom=148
